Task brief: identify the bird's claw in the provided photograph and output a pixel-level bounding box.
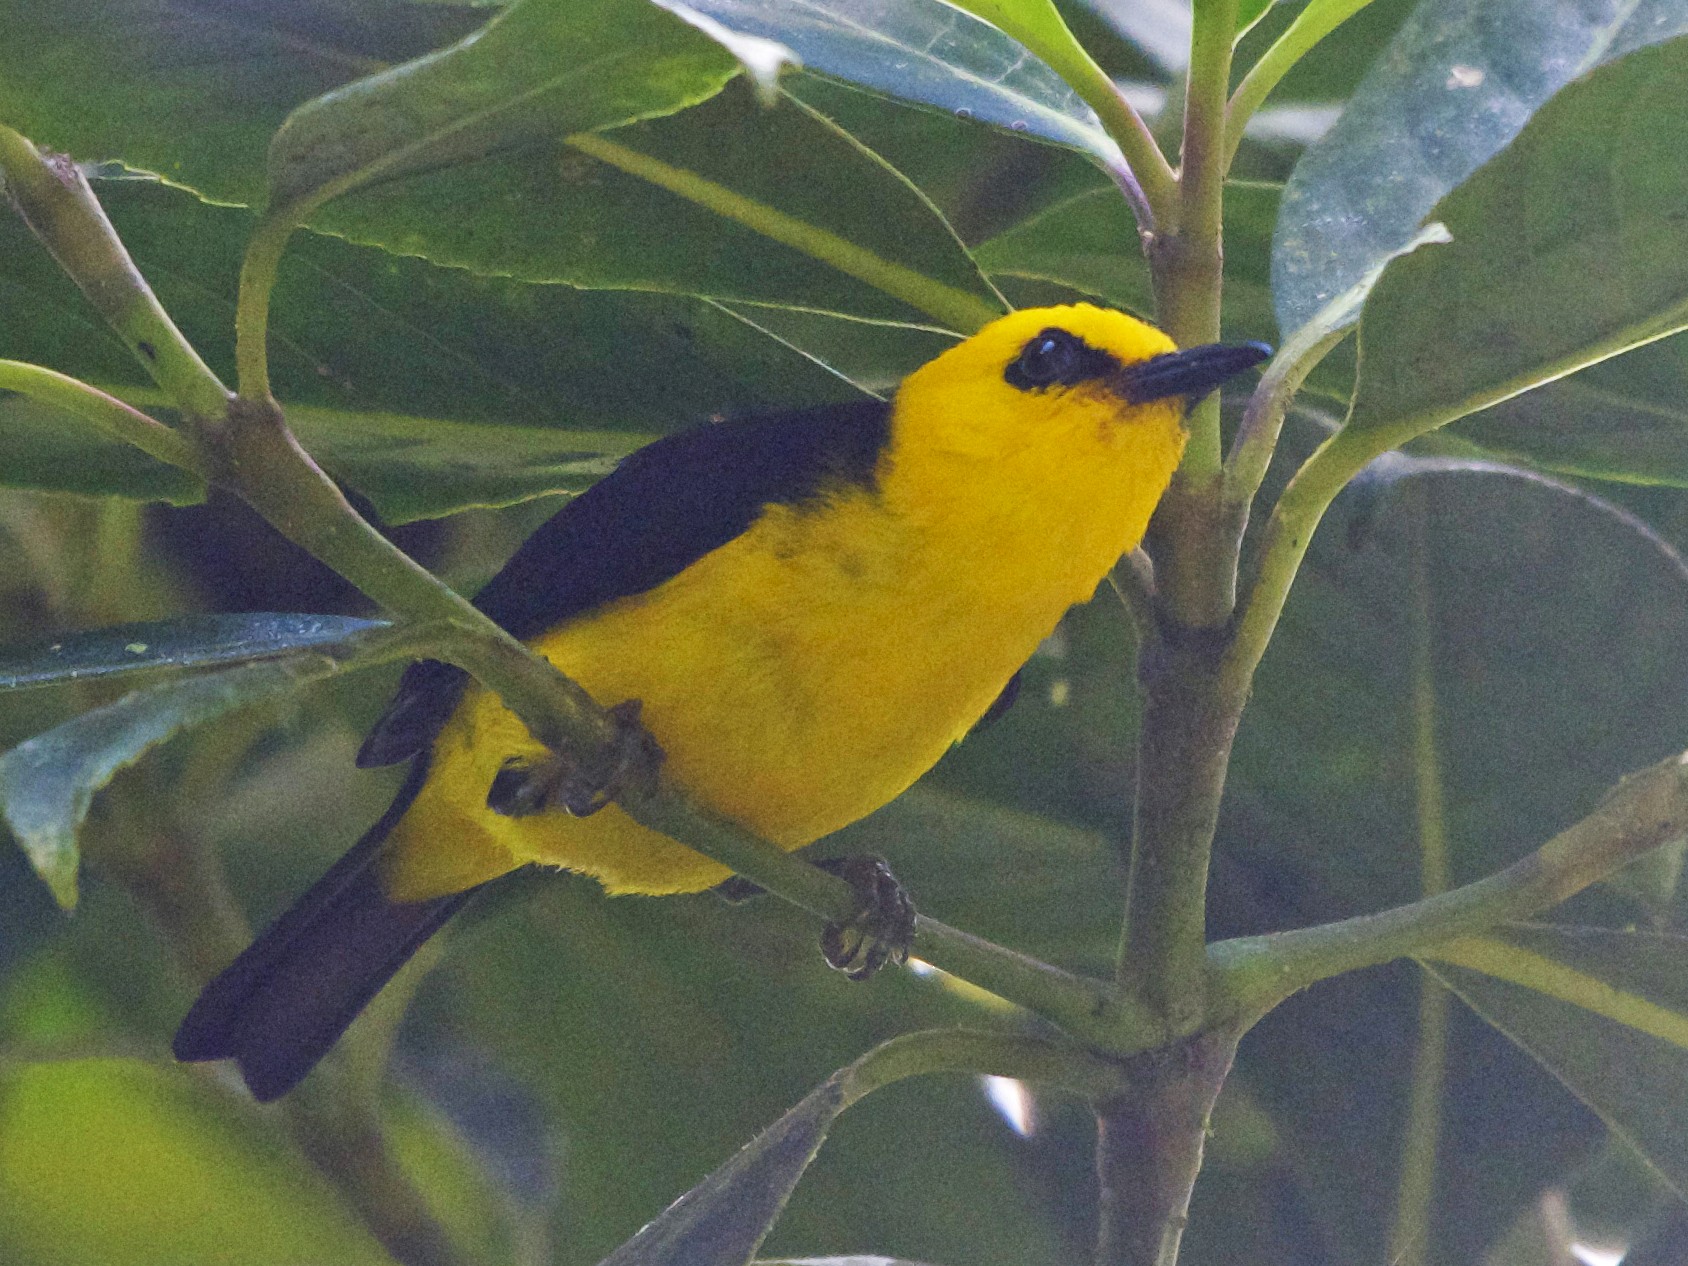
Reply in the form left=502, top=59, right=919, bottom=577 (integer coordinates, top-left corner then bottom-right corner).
left=817, top=855, right=915, bottom=981
left=486, top=699, right=663, bottom=819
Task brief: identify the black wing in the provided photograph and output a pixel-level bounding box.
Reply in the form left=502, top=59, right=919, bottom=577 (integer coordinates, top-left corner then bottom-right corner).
left=357, top=400, right=892, bottom=768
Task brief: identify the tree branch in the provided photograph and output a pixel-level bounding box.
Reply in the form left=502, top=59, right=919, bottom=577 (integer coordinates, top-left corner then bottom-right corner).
left=1211, top=749, right=1688, bottom=1016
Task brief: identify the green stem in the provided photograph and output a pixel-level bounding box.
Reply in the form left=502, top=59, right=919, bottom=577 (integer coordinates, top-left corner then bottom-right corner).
left=1152, top=0, right=1236, bottom=478
left=1222, top=322, right=1351, bottom=517
left=564, top=132, right=1001, bottom=334
left=1032, top=49, right=1176, bottom=231
left=235, top=213, right=296, bottom=403
left=912, top=918, right=1161, bottom=1052
left=0, top=127, right=230, bottom=422
left=1225, top=0, right=1379, bottom=168
left=1389, top=499, right=1449, bottom=1266
left=841, top=1027, right=1131, bottom=1105
left=0, top=359, right=208, bottom=479
left=1211, top=748, right=1688, bottom=1015
left=1221, top=429, right=1376, bottom=702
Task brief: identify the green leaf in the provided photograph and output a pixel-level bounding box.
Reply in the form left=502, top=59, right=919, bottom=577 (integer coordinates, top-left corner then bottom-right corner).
left=1426, top=925, right=1688, bottom=1198
left=680, top=0, right=1118, bottom=162
left=0, top=1058, right=391, bottom=1265
left=0, top=178, right=868, bottom=513
left=1341, top=35, right=1688, bottom=453
left=598, top=1075, right=848, bottom=1266
left=1234, top=0, right=1276, bottom=38
left=0, top=627, right=405, bottom=907
left=1222, top=461, right=1688, bottom=1262
left=0, top=0, right=490, bottom=206
left=0, top=614, right=384, bottom=690
left=1453, top=333, right=1688, bottom=487
left=265, top=0, right=738, bottom=222
left=1274, top=0, right=1688, bottom=336
left=0, top=392, right=202, bottom=505
left=975, top=178, right=1281, bottom=341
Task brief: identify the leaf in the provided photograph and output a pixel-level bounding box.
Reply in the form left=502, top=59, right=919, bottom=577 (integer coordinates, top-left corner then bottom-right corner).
left=0, top=1058, right=392, bottom=1265
left=0, top=614, right=384, bottom=689
left=974, top=178, right=1282, bottom=340
left=0, top=627, right=404, bottom=907
left=596, top=1075, right=848, bottom=1266
left=0, top=0, right=490, bottom=206
left=0, top=177, right=868, bottom=514
left=1425, top=925, right=1688, bottom=1198
left=1222, top=461, right=1688, bottom=1262
left=0, top=393, right=203, bottom=505
left=265, top=0, right=738, bottom=222
left=1273, top=0, right=1688, bottom=337
left=1453, top=333, right=1688, bottom=487
left=680, top=0, right=1118, bottom=163
left=1341, top=35, right=1688, bottom=453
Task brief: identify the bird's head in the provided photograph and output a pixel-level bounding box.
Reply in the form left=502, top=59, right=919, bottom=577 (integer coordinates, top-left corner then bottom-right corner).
left=890, top=303, right=1268, bottom=469
left=881, top=303, right=1268, bottom=571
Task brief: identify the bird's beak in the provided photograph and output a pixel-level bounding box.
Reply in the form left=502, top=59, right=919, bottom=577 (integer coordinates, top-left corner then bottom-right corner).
left=1115, top=341, right=1272, bottom=406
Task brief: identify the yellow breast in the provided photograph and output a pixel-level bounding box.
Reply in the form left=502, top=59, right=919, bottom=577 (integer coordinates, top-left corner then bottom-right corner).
left=381, top=305, right=1188, bottom=900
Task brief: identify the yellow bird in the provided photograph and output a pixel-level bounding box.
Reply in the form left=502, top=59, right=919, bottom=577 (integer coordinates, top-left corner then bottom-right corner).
left=174, top=303, right=1267, bottom=1100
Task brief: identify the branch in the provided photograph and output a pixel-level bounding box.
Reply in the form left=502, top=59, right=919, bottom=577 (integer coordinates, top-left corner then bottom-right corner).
left=0, top=127, right=230, bottom=423
left=0, top=360, right=208, bottom=479
left=1211, top=748, right=1688, bottom=1016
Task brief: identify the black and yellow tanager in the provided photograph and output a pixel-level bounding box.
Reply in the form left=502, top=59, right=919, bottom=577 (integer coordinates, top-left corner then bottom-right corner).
left=174, top=304, right=1268, bottom=1100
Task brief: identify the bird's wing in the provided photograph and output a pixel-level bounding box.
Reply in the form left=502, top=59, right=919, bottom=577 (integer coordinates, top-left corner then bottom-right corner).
left=356, top=399, right=893, bottom=767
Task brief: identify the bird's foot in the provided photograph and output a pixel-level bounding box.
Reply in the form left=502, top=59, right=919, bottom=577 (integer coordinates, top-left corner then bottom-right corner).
left=817, top=855, right=916, bottom=981
left=486, top=699, right=663, bottom=819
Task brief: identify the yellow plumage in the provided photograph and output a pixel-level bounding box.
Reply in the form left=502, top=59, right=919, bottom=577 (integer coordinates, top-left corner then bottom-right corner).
left=382, top=304, right=1188, bottom=900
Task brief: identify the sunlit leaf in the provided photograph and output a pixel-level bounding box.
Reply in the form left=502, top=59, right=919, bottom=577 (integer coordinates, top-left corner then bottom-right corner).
left=0, top=1058, right=390, bottom=1266
left=1341, top=35, right=1688, bottom=456
left=1274, top=0, right=1688, bottom=337
left=0, top=614, right=384, bottom=690
left=681, top=0, right=1118, bottom=162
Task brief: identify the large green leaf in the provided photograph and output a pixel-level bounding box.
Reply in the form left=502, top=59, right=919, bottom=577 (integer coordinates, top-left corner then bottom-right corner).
left=0, top=0, right=488, bottom=206
left=0, top=178, right=869, bottom=514
left=597, top=1074, right=848, bottom=1266
left=1453, top=334, right=1688, bottom=487
left=1218, top=455, right=1688, bottom=1263
left=263, top=0, right=737, bottom=221
left=1274, top=0, right=1688, bottom=337
left=1426, top=925, right=1688, bottom=1197
left=306, top=83, right=1003, bottom=327
left=0, top=1058, right=391, bottom=1266
left=1342, top=35, right=1688, bottom=459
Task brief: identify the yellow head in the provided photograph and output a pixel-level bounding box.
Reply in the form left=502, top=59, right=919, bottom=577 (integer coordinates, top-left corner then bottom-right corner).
left=881, top=304, right=1267, bottom=591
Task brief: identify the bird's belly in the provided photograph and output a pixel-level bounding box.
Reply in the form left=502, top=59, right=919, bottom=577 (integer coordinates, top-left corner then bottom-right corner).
left=382, top=497, right=1080, bottom=900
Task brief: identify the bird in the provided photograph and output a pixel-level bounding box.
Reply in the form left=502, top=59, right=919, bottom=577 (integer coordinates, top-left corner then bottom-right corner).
left=173, top=303, right=1269, bottom=1101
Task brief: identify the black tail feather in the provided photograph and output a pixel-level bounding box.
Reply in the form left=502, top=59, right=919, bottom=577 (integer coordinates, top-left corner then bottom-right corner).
left=174, top=758, right=479, bottom=1102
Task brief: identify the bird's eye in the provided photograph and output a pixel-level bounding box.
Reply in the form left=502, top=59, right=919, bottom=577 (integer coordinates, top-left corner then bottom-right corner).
left=1006, top=328, right=1085, bottom=390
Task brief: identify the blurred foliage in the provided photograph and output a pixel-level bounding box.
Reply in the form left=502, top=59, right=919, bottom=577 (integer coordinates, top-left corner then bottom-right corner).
left=4, top=1, right=1688, bottom=1265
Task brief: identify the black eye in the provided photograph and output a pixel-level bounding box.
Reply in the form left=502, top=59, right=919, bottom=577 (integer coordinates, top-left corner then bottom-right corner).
left=1006, top=328, right=1084, bottom=391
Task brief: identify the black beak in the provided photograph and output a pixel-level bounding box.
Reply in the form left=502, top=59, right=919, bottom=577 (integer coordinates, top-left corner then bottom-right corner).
left=1116, top=341, right=1272, bottom=405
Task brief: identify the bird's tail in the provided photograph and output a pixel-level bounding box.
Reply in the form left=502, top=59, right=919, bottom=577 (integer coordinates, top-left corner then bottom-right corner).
left=173, top=757, right=479, bottom=1101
